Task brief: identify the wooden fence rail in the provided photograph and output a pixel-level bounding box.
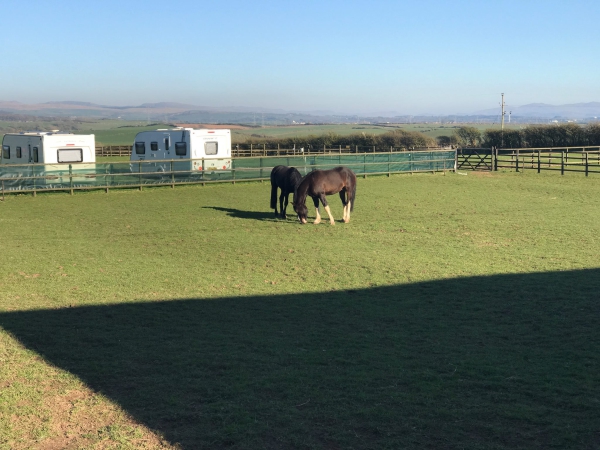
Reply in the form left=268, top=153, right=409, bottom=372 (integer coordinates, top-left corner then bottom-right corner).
left=95, top=145, right=444, bottom=158
left=455, top=146, right=600, bottom=176
left=96, top=146, right=131, bottom=157
left=495, top=148, right=600, bottom=176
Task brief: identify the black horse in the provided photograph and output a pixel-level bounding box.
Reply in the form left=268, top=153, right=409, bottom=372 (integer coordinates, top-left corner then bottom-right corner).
left=293, top=166, right=357, bottom=225
left=270, top=165, right=303, bottom=219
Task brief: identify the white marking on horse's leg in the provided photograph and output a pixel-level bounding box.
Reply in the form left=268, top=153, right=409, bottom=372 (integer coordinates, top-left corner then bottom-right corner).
left=324, top=205, right=335, bottom=225
left=343, top=204, right=348, bottom=222
left=313, top=207, right=321, bottom=224
left=345, top=201, right=352, bottom=223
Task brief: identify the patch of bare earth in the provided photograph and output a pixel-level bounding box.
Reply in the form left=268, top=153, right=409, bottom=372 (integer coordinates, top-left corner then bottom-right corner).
left=45, top=388, right=172, bottom=449
left=174, top=123, right=249, bottom=130
left=469, top=170, right=495, bottom=177
left=7, top=383, right=172, bottom=450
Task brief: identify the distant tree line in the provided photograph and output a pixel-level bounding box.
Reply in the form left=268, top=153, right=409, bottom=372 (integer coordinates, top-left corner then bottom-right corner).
left=234, top=124, right=600, bottom=151
left=447, top=124, right=600, bottom=149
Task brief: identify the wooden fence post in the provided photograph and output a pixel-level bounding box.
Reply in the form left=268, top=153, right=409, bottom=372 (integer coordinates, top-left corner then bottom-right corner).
left=454, top=149, right=458, bottom=171
left=561, top=151, right=565, bottom=175
left=69, top=164, right=73, bottom=195
left=585, top=152, right=589, bottom=177
left=494, top=146, right=498, bottom=171
left=171, top=160, right=175, bottom=188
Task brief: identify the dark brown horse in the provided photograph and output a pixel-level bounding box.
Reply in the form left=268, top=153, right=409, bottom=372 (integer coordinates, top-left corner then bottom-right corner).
left=270, top=165, right=303, bottom=219
left=292, top=166, right=356, bottom=225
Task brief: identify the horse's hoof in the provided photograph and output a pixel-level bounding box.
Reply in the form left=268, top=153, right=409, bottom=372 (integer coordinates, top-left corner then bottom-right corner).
left=313, top=219, right=321, bottom=225
left=329, top=221, right=336, bottom=226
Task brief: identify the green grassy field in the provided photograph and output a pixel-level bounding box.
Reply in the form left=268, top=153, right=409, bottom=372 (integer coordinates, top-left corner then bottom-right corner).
left=72, top=120, right=172, bottom=146
left=0, top=119, right=172, bottom=147
left=1, top=172, right=599, bottom=449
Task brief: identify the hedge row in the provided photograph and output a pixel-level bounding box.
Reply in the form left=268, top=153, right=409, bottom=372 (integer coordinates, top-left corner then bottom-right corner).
left=457, top=124, right=600, bottom=149
left=233, top=130, right=436, bottom=150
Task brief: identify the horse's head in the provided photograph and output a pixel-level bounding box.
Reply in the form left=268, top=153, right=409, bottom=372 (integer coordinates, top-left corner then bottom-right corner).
left=292, top=201, right=308, bottom=224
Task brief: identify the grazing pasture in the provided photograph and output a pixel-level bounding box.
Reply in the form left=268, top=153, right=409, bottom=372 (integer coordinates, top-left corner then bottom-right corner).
left=1, top=172, right=599, bottom=449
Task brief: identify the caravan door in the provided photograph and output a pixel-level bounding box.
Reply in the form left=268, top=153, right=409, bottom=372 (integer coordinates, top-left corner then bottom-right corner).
left=201, top=135, right=231, bottom=172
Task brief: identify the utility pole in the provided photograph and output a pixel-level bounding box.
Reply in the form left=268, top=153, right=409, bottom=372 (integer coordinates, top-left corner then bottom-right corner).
left=501, top=93, right=506, bottom=147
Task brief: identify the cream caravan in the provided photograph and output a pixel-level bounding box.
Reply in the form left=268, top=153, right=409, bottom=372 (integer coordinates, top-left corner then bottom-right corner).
left=130, top=128, right=231, bottom=173
left=1, top=132, right=96, bottom=165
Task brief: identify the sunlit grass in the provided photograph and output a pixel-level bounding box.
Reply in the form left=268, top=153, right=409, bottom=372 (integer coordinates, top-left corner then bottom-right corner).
left=1, top=171, right=599, bottom=449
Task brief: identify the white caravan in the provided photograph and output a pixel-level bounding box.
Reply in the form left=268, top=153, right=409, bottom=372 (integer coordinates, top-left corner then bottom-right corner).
left=130, top=128, right=232, bottom=173
left=1, top=131, right=96, bottom=165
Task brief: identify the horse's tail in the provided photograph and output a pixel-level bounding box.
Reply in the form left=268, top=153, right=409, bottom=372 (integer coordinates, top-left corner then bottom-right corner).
left=270, top=177, right=278, bottom=210
left=271, top=166, right=281, bottom=211
left=350, top=173, right=357, bottom=212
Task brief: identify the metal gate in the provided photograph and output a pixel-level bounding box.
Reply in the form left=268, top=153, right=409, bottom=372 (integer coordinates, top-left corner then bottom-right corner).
left=456, top=148, right=493, bottom=171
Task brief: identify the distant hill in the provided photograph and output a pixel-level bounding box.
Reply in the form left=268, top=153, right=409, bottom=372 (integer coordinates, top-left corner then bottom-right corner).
left=2, top=100, right=600, bottom=124
left=138, top=102, right=198, bottom=109
left=47, top=101, right=98, bottom=107
left=475, top=102, right=600, bottom=119
left=0, top=101, right=368, bottom=124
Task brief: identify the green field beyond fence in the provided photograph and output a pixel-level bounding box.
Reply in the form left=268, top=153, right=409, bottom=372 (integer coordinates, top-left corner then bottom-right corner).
left=0, top=150, right=455, bottom=195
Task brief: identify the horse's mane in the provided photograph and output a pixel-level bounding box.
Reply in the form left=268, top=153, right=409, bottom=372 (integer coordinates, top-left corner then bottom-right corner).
left=289, top=169, right=303, bottom=190
left=294, top=171, right=312, bottom=202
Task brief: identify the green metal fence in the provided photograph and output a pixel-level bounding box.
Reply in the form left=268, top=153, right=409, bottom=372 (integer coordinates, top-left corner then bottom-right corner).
left=0, top=150, right=456, bottom=196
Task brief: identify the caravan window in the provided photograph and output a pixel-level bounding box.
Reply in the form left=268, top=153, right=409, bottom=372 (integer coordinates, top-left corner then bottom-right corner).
left=2, top=146, right=9, bottom=159
left=16, top=147, right=22, bottom=158
left=33, top=147, right=39, bottom=163
left=135, top=142, right=146, bottom=155
left=151, top=141, right=159, bottom=151
left=205, top=142, right=218, bottom=155
left=164, top=137, right=170, bottom=150
left=175, top=142, right=187, bottom=156
left=57, top=148, right=83, bottom=163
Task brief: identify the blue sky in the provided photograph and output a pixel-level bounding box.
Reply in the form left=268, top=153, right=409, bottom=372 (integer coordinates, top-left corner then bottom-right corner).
left=2, top=0, right=600, bottom=115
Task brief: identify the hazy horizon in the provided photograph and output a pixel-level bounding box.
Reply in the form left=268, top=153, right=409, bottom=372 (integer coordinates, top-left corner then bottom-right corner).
left=4, top=99, right=600, bottom=120
left=2, top=0, right=600, bottom=115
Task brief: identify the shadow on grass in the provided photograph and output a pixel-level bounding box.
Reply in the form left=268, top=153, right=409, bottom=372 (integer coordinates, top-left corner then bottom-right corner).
left=2, top=270, right=600, bottom=449
left=203, top=206, right=280, bottom=222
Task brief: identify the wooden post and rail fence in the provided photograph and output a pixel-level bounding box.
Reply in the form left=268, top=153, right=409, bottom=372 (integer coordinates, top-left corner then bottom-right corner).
left=457, top=146, right=600, bottom=176
left=95, top=145, right=443, bottom=158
